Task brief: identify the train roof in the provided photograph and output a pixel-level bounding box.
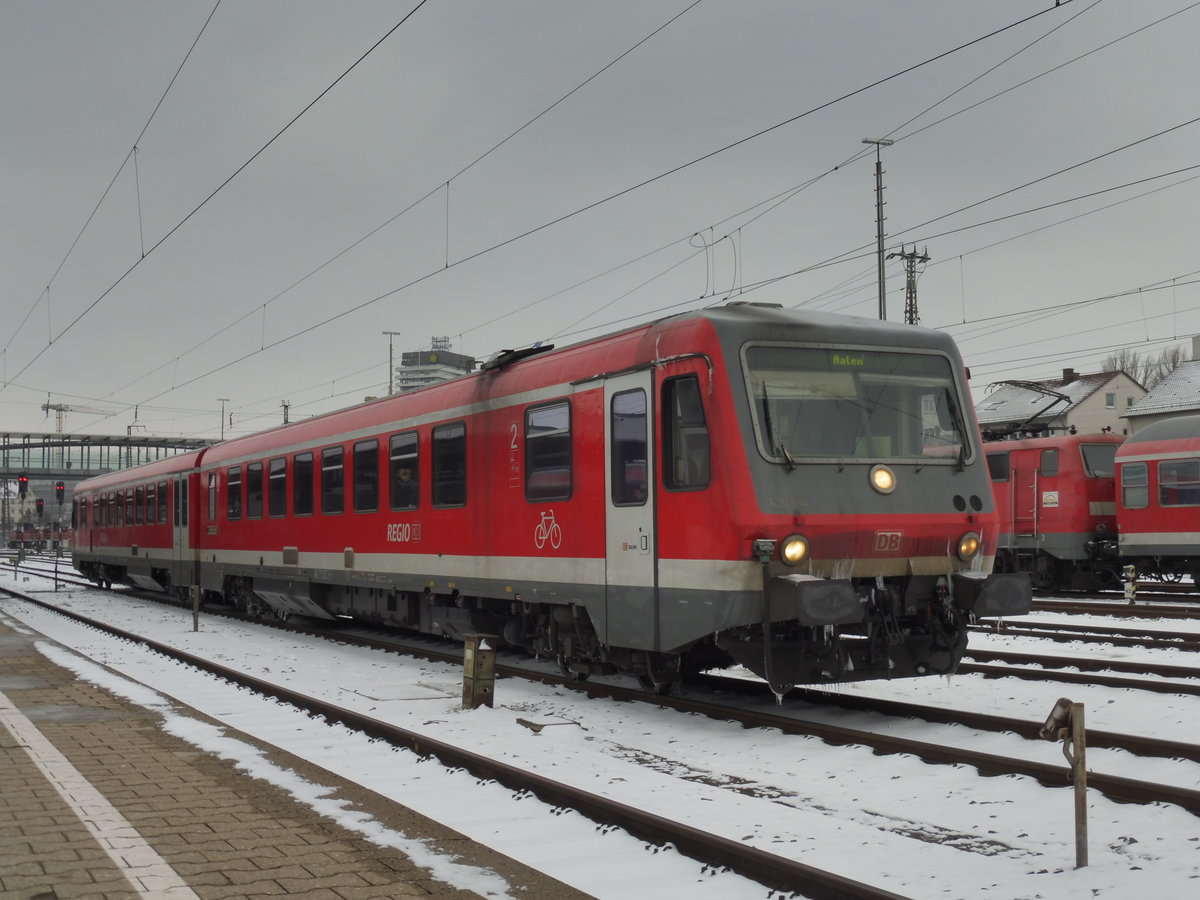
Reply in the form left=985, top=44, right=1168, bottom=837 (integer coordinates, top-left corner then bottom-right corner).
left=983, top=432, right=1125, bottom=452
left=1119, top=414, right=1200, bottom=448
left=75, top=449, right=205, bottom=492
left=196, top=303, right=966, bottom=466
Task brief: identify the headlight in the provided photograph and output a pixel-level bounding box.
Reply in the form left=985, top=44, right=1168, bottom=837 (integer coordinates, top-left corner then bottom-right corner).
left=869, top=464, right=896, bottom=494
left=780, top=534, right=809, bottom=565
left=957, top=531, right=981, bottom=561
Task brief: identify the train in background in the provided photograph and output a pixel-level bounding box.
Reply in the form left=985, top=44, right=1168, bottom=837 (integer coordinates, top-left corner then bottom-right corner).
left=1115, top=414, right=1200, bottom=584
left=985, top=432, right=1125, bottom=590
left=7, top=522, right=70, bottom=552
left=71, top=302, right=1029, bottom=691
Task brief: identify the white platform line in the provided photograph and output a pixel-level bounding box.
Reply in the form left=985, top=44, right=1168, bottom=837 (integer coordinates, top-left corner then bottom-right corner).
left=0, top=689, right=199, bottom=898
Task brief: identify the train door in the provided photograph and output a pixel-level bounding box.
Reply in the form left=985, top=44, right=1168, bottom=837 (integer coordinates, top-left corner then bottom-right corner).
left=603, top=370, right=658, bottom=651
left=171, top=475, right=191, bottom=593
left=1013, top=454, right=1038, bottom=536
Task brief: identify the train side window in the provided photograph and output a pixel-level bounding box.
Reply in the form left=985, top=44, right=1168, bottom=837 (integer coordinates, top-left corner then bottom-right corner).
left=147, top=483, right=157, bottom=524
left=1039, top=449, right=1059, bottom=477
left=354, top=440, right=380, bottom=512
left=662, top=376, right=709, bottom=491
left=180, top=479, right=188, bottom=526
left=526, top=402, right=571, bottom=501
left=227, top=467, right=243, bottom=520
left=1158, top=459, right=1200, bottom=506
left=294, top=453, right=314, bottom=516
left=268, top=457, right=287, bottom=517
left=157, top=481, right=168, bottom=524
left=1121, top=462, right=1147, bottom=509
left=986, top=452, right=1010, bottom=482
left=321, top=446, right=345, bottom=514
left=207, top=473, right=216, bottom=522
left=246, top=462, right=264, bottom=518
left=92, top=496, right=99, bottom=527
left=135, top=486, right=145, bottom=524
left=611, top=389, right=648, bottom=506
left=389, top=432, right=419, bottom=510
left=125, top=490, right=135, bottom=525
left=432, top=422, right=467, bottom=507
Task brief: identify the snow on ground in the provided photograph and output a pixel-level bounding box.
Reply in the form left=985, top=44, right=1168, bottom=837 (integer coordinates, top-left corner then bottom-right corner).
left=3, top=569, right=1199, bottom=899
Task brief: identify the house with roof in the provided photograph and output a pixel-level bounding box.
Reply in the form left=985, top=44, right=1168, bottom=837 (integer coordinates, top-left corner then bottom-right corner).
left=975, top=368, right=1145, bottom=440
left=1123, top=359, right=1200, bottom=432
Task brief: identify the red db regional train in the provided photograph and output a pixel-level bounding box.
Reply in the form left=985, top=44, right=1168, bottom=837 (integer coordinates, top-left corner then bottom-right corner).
left=985, top=433, right=1125, bottom=590
left=72, top=303, right=1029, bottom=690
left=1116, top=415, right=1200, bottom=583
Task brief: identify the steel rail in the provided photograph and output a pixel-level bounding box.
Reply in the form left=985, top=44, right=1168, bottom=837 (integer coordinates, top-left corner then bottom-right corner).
left=971, top=623, right=1200, bottom=652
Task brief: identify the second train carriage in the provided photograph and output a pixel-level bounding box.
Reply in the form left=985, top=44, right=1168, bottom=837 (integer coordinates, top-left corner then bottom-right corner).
left=1116, top=414, right=1200, bottom=583
left=74, top=303, right=1030, bottom=688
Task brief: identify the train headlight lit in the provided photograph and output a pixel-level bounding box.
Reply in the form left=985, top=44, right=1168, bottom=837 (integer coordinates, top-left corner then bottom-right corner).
left=780, top=534, right=810, bottom=565
left=869, top=464, right=896, bottom=494
left=957, top=531, right=981, bottom=561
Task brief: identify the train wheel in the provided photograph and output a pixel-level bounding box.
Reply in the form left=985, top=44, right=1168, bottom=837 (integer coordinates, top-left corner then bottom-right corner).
left=557, top=657, right=589, bottom=683
left=636, top=651, right=677, bottom=696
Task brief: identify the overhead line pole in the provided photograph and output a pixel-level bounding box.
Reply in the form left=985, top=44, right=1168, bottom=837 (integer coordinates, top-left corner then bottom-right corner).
left=382, top=331, right=402, bottom=395
left=863, top=138, right=894, bottom=320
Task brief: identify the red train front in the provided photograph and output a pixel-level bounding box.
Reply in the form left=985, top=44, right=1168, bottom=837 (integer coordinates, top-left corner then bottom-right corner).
left=985, top=433, right=1124, bottom=590
left=1116, top=415, right=1200, bottom=582
left=73, top=303, right=1030, bottom=690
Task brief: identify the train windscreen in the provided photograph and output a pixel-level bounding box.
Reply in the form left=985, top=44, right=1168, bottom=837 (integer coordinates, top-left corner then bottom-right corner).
left=744, top=346, right=969, bottom=463
left=1080, top=442, right=1117, bottom=477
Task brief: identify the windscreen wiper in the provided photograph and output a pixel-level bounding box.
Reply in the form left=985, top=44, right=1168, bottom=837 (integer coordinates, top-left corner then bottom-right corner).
left=760, top=384, right=796, bottom=472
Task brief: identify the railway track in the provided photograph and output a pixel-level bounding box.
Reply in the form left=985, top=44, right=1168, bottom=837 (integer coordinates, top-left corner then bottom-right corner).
left=971, top=619, right=1200, bottom=652
left=5, top=577, right=1199, bottom=824
left=1031, top=597, right=1200, bottom=618
left=0, top=581, right=906, bottom=900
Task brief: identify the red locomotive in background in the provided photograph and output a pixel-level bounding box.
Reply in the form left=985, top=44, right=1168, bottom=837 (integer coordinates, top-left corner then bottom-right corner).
left=985, top=432, right=1124, bottom=590
left=72, top=303, right=1029, bottom=690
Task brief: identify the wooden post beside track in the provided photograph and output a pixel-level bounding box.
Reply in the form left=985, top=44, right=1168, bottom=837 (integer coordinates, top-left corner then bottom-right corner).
left=1070, top=703, right=1088, bottom=868
left=191, top=586, right=201, bottom=632
left=1039, top=697, right=1088, bottom=868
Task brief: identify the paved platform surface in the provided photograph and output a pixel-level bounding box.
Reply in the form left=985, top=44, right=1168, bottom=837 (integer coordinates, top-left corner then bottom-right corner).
left=0, top=616, right=593, bottom=900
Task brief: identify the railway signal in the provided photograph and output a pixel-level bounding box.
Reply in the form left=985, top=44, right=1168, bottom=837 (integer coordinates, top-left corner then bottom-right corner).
left=18, top=473, right=28, bottom=497
left=55, top=480, right=65, bottom=504
left=36, top=498, right=44, bottom=519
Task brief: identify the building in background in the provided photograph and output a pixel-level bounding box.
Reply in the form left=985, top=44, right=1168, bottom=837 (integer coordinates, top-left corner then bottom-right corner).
left=975, top=368, right=1145, bottom=439
left=1123, top=337, right=1200, bottom=432
left=395, top=336, right=476, bottom=393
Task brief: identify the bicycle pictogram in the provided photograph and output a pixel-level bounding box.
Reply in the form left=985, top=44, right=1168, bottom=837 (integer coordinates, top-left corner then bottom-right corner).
left=533, top=509, right=562, bottom=550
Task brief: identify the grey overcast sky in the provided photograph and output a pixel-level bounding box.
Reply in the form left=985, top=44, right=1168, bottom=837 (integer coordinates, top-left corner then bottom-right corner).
left=3, top=0, right=1198, bottom=439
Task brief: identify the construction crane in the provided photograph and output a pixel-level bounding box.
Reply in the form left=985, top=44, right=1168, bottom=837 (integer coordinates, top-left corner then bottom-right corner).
left=41, top=401, right=116, bottom=433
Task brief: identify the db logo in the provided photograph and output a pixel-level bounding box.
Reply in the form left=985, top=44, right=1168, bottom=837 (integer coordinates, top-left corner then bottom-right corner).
left=874, top=531, right=903, bottom=552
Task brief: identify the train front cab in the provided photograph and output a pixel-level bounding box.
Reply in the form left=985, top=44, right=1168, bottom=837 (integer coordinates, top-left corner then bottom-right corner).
left=648, top=308, right=1032, bottom=687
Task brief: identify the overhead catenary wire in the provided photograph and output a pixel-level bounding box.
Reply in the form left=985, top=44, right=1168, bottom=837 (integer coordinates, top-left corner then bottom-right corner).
left=1, top=0, right=432, bottom=396
left=1, top=0, right=224, bottom=358
left=105, top=2, right=1078, bottom=418
left=87, top=0, right=706, bottom=407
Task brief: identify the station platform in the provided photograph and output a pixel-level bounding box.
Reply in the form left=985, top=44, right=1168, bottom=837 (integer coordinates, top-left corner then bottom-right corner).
left=0, top=616, right=590, bottom=900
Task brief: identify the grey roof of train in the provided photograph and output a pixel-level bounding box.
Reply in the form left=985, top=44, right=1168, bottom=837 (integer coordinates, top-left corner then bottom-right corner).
left=1124, top=360, right=1200, bottom=417
left=974, top=371, right=1121, bottom=426
left=1122, top=412, right=1200, bottom=444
